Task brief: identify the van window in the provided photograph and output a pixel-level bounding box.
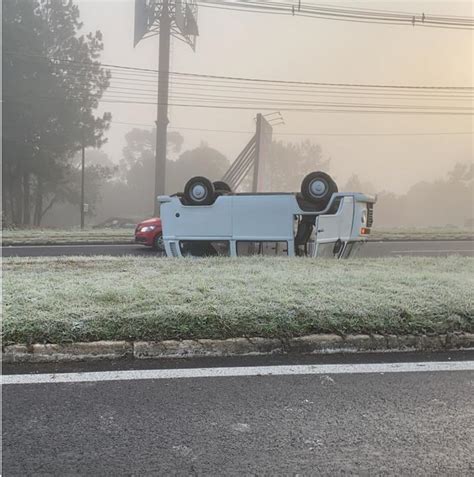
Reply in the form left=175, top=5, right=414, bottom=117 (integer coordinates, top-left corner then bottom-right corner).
left=236, top=241, right=288, bottom=256
left=179, top=241, right=230, bottom=257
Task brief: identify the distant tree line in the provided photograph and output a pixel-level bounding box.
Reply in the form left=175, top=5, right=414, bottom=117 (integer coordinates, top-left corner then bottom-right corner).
left=39, top=129, right=331, bottom=226
left=28, top=121, right=473, bottom=228
left=2, top=0, right=111, bottom=226
left=342, top=162, right=473, bottom=228
left=370, top=162, right=473, bottom=228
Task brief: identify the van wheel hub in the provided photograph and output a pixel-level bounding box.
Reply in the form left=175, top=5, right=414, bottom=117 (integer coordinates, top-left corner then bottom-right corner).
left=191, top=184, right=206, bottom=201
left=310, top=179, right=327, bottom=198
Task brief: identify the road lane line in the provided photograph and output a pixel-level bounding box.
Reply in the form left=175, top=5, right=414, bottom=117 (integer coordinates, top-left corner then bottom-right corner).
left=3, top=361, right=473, bottom=385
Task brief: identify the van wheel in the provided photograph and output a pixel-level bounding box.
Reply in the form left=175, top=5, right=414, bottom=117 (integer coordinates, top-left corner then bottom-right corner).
left=213, top=181, right=232, bottom=193
left=301, top=171, right=338, bottom=207
left=153, top=233, right=165, bottom=252
left=184, top=176, right=215, bottom=205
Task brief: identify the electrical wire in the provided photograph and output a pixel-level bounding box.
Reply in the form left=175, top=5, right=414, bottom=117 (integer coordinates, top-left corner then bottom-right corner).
left=5, top=87, right=473, bottom=113
left=5, top=51, right=473, bottom=91
left=103, top=84, right=474, bottom=102
left=196, top=0, right=474, bottom=30
left=4, top=51, right=473, bottom=116
left=111, top=120, right=474, bottom=136
left=4, top=95, right=472, bottom=115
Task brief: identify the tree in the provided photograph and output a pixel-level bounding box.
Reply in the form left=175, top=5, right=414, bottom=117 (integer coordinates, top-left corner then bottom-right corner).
left=96, top=134, right=229, bottom=220
left=374, top=162, right=473, bottom=227
left=83, top=149, right=116, bottom=169
left=2, top=0, right=111, bottom=226
left=167, top=143, right=230, bottom=193
left=118, top=128, right=184, bottom=214
left=342, top=174, right=376, bottom=194
left=265, top=140, right=330, bottom=192
left=97, top=128, right=185, bottom=219
left=447, top=162, right=473, bottom=184
left=34, top=162, right=115, bottom=225
left=120, top=128, right=183, bottom=174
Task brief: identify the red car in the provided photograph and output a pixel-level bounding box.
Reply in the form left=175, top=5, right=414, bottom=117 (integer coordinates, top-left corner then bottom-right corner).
left=134, top=217, right=164, bottom=251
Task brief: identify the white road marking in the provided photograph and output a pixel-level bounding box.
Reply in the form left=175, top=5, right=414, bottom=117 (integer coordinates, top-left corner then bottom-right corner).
left=3, top=361, right=473, bottom=385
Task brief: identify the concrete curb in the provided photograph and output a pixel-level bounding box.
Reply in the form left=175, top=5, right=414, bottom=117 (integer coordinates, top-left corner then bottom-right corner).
left=2, top=341, right=133, bottom=363
left=3, top=333, right=473, bottom=363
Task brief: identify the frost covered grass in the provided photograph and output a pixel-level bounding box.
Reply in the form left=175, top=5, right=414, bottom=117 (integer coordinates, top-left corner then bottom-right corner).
left=2, top=227, right=134, bottom=245
left=3, top=256, right=473, bottom=345
left=2, top=226, right=472, bottom=246
left=370, top=227, right=473, bottom=241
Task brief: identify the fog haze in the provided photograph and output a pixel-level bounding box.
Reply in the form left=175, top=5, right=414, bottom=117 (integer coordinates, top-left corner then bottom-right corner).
left=77, top=0, right=473, bottom=193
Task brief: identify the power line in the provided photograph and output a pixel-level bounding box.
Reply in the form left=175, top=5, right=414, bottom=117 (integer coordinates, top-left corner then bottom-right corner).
left=302, top=1, right=471, bottom=21
left=98, top=94, right=474, bottom=111
left=103, top=85, right=474, bottom=103
left=5, top=51, right=473, bottom=91
left=196, top=0, right=474, bottom=30
left=9, top=94, right=472, bottom=115
left=43, top=60, right=471, bottom=98
left=4, top=51, right=473, bottom=116
left=5, top=93, right=472, bottom=116
left=44, top=70, right=474, bottom=101
left=105, top=79, right=474, bottom=97
left=93, top=99, right=474, bottom=115
left=101, top=88, right=474, bottom=106
left=112, top=120, right=474, bottom=136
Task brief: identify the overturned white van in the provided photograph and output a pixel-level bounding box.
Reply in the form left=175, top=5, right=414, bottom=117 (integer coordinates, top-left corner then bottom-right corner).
left=158, top=171, right=375, bottom=258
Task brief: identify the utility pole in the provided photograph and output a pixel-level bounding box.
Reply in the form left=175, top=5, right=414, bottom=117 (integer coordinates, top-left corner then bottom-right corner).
left=80, top=136, right=85, bottom=229
left=154, top=0, right=171, bottom=216
left=252, top=114, right=263, bottom=193
left=134, top=0, right=198, bottom=215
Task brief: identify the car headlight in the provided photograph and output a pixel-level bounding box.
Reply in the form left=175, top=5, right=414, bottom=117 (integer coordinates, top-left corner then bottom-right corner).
left=361, top=209, right=367, bottom=224
left=140, top=225, right=156, bottom=232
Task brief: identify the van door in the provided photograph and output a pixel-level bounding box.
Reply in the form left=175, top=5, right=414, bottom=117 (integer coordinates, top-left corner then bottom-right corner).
left=313, top=196, right=354, bottom=258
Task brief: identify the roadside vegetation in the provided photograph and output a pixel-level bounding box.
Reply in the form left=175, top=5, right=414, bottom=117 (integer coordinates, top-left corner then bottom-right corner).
left=369, top=227, right=473, bottom=241
left=3, top=256, right=472, bottom=345
left=2, top=228, right=134, bottom=246
left=2, top=226, right=472, bottom=246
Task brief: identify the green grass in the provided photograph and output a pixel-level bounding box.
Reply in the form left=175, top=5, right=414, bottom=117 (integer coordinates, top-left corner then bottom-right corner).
left=2, top=227, right=134, bottom=245
left=3, top=256, right=473, bottom=345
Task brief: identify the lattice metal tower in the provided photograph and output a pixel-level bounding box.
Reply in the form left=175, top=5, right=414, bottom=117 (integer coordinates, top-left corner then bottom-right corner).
left=134, top=0, right=198, bottom=215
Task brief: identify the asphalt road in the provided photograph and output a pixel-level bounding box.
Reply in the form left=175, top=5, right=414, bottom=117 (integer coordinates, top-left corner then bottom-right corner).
left=3, top=352, right=474, bottom=476
left=2, top=240, right=473, bottom=257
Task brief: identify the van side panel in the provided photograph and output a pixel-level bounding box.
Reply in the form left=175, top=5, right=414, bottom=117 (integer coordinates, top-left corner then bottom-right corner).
left=231, top=195, right=294, bottom=241
left=162, top=196, right=232, bottom=238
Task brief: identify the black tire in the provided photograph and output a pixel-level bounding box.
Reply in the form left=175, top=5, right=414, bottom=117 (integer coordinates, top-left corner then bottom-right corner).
left=153, top=232, right=165, bottom=252
left=213, top=181, right=232, bottom=193
left=301, top=171, right=338, bottom=207
left=184, top=176, right=215, bottom=205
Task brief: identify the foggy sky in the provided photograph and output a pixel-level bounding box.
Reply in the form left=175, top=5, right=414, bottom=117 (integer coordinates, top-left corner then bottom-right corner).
left=76, top=0, right=473, bottom=193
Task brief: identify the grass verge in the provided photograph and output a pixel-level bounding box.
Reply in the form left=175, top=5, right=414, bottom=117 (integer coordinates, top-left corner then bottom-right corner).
left=2, top=227, right=473, bottom=246
left=2, top=227, right=134, bottom=245
left=369, top=227, right=473, bottom=241
left=3, top=256, right=473, bottom=345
